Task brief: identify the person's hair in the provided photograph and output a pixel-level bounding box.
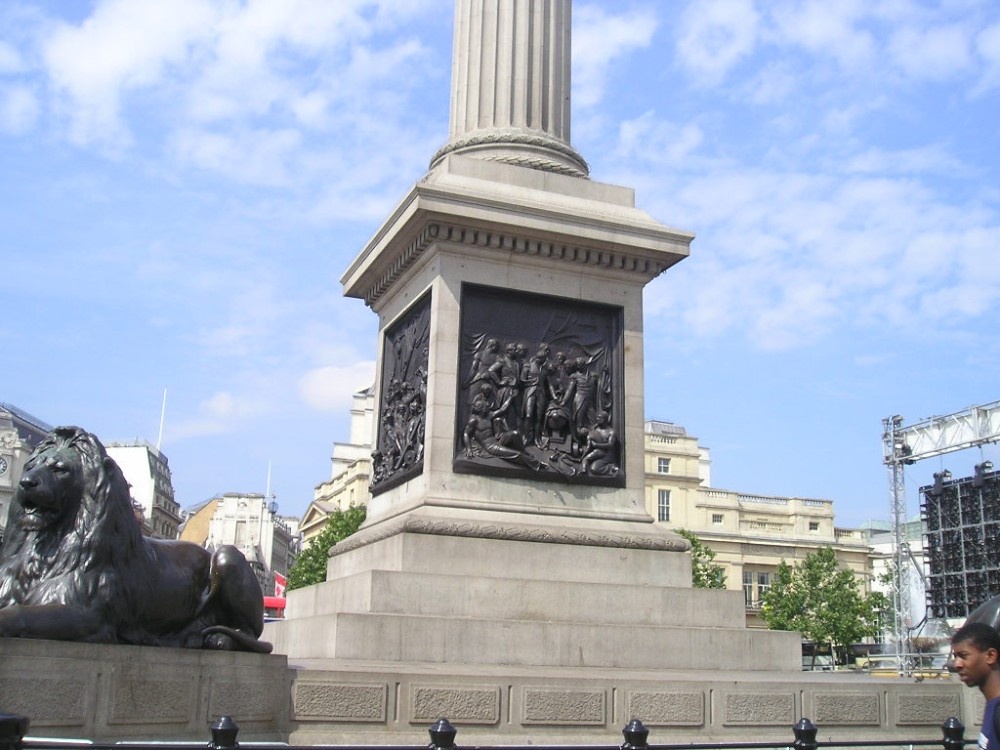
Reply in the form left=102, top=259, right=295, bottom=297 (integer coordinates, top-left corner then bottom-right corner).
left=952, top=621, right=1000, bottom=653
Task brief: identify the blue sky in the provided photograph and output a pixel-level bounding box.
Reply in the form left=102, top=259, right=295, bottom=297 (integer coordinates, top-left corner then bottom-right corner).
left=2, top=0, right=998, bottom=528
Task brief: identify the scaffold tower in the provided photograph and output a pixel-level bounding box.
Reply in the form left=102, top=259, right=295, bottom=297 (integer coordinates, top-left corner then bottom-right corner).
left=882, top=400, right=1000, bottom=662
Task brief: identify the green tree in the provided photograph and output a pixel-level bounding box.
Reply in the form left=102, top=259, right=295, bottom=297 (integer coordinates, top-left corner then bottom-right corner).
left=287, top=504, right=367, bottom=591
left=759, top=546, right=886, bottom=666
left=676, top=528, right=727, bottom=589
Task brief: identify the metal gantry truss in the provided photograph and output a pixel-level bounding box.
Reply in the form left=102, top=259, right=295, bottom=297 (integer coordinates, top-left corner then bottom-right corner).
left=882, top=400, right=1000, bottom=660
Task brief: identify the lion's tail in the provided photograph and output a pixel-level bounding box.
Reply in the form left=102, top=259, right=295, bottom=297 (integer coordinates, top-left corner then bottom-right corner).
left=202, top=625, right=274, bottom=654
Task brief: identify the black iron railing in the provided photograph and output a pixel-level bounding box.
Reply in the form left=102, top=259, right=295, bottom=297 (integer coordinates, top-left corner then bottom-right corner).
left=0, top=714, right=977, bottom=750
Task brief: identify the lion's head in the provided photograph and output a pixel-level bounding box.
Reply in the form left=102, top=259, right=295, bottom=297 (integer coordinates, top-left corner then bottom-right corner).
left=11, top=428, right=94, bottom=532
left=0, top=426, right=140, bottom=606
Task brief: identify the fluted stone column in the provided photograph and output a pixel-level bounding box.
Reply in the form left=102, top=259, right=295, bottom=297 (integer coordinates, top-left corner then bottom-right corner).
left=430, top=0, right=589, bottom=178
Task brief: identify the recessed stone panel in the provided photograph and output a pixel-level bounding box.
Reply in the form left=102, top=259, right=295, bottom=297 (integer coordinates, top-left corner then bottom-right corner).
left=522, top=688, right=606, bottom=726
left=812, top=693, right=881, bottom=726
left=109, top=678, right=194, bottom=725
left=896, top=693, right=961, bottom=726
left=0, top=676, right=91, bottom=726
left=293, top=682, right=387, bottom=723
left=627, top=690, right=704, bottom=727
left=209, top=678, right=277, bottom=722
left=722, top=691, right=796, bottom=726
left=411, top=685, right=501, bottom=724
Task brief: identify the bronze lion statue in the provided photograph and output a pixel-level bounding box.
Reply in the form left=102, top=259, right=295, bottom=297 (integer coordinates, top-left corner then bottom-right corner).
left=0, top=426, right=272, bottom=653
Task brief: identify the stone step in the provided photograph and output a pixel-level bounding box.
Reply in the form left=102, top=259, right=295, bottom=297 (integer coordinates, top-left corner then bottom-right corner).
left=265, top=612, right=801, bottom=671
left=325, top=528, right=692, bottom=588
left=285, top=569, right=747, bottom=627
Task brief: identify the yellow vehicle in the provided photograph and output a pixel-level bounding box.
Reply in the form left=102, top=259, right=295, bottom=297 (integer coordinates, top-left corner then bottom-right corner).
left=858, top=655, right=952, bottom=679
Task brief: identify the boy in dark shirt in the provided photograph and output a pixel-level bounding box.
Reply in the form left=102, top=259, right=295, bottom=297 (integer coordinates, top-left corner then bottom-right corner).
left=952, top=621, right=1000, bottom=750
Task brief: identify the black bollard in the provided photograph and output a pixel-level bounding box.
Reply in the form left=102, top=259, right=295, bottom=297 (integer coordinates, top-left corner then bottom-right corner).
left=0, top=714, right=29, bottom=750
left=428, top=717, right=457, bottom=750
left=941, top=716, right=965, bottom=750
left=793, top=718, right=818, bottom=750
left=621, top=719, right=650, bottom=750
left=209, top=716, right=240, bottom=750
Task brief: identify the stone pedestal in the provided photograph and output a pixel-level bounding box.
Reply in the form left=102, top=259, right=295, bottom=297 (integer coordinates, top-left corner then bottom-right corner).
left=261, top=156, right=880, bottom=744
left=0, top=639, right=290, bottom=742
left=344, top=153, right=691, bottom=528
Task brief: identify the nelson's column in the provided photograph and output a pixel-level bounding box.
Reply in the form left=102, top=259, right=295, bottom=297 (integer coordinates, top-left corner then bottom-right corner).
left=265, top=1, right=962, bottom=744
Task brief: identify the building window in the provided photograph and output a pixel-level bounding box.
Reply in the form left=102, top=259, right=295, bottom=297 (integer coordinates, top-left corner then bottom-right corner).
left=657, top=457, right=670, bottom=474
left=758, top=571, right=771, bottom=602
left=743, top=571, right=754, bottom=609
left=712, top=513, right=724, bottom=524
left=744, top=570, right=771, bottom=610
left=809, top=521, right=819, bottom=532
left=657, top=489, right=670, bottom=522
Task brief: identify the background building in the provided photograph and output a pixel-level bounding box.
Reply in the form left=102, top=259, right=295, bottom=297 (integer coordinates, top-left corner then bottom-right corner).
left=106, top=440, right=182, bottom=539
left=0, top=403, right=52, bottom=545
left=181, top=493, right=300, bottom=596
left=643, top=419, right=874, bottom=629
left=864, top=518, right=931, bottom=642
left=302, top=386, right=375, bottom=545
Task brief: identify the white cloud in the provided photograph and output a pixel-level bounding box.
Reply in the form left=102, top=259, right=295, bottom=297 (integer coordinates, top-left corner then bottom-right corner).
left=0, top=40, right=26, bottom=73
left=888, top=24, right=973, bottom=82
left=676, top=0, right=759, bottom=85
left=574, top=5, right=658, bottom=108
left=768, top=0, right=876, bottom=71
left=0, top=84, right=38, bottom=134
left=973, top=21, right=1000, bottom=94
left=299, top=361, right=376, bottom=412
left=42, top=0, right=217, bottom=146
left=37, top=0, right=438, bottom=160
left=843, top=145, right=971, bottom=178
left=614, top=111, right=704, bottom=168
left=744, top=61, right=798, bottom=104
left=168, top=389, right=260, bottom=441
left=171, top=126, right=303, bottom=186
left=638, top=148, right=1000, bottom=352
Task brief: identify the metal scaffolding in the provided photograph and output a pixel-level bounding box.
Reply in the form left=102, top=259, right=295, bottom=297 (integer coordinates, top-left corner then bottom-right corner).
left=881, top=400, right=1000, bottom=662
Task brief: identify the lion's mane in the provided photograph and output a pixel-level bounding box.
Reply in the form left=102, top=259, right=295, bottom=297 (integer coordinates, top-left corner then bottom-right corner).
left=0, top=427, right=143, bottom=624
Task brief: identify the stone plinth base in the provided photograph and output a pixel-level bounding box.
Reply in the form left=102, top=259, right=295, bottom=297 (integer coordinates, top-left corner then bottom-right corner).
left=284, top=660, right=973, bottom=745
left=0, top=639, right=290, bottom=742
left=264, top=520, right=800, bottom=671
left=264, top=519, right=974, bottom=744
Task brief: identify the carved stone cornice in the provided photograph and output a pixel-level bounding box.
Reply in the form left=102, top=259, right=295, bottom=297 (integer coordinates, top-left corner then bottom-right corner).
left=361, top=220, right=673, bottom=307
left=330, top=513, right=689, bottom=557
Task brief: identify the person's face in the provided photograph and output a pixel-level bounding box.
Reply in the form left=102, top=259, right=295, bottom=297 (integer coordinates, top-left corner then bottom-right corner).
left=952, top=638, right=998, bottom=688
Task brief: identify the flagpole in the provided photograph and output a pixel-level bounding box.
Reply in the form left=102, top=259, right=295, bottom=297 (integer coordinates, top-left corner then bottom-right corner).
left=156, top=387, right=167, bottom=451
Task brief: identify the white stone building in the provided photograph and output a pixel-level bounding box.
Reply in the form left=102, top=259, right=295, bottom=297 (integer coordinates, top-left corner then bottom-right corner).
left=180, top=493, right=300, bottom=596
left=105, top=440, right=182, bottom=539
left=302, top=387, right=375, bottom=544
left=0, top=403, right=52, bottom=544
left=643, top=418, right=875, bottom=629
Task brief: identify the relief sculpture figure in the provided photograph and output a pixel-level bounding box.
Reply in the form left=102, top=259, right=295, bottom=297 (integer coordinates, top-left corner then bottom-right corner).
left=463, top=391, right=543, bottom=471
left=521, top=343, right=552, bottom=447
left=371, top=296, right=430, bottom=493
left=454, top=286, right=624, bottom=486
left=0, top=426, right=272, bottom=652
left=580, top=411, right=620, bottom=477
